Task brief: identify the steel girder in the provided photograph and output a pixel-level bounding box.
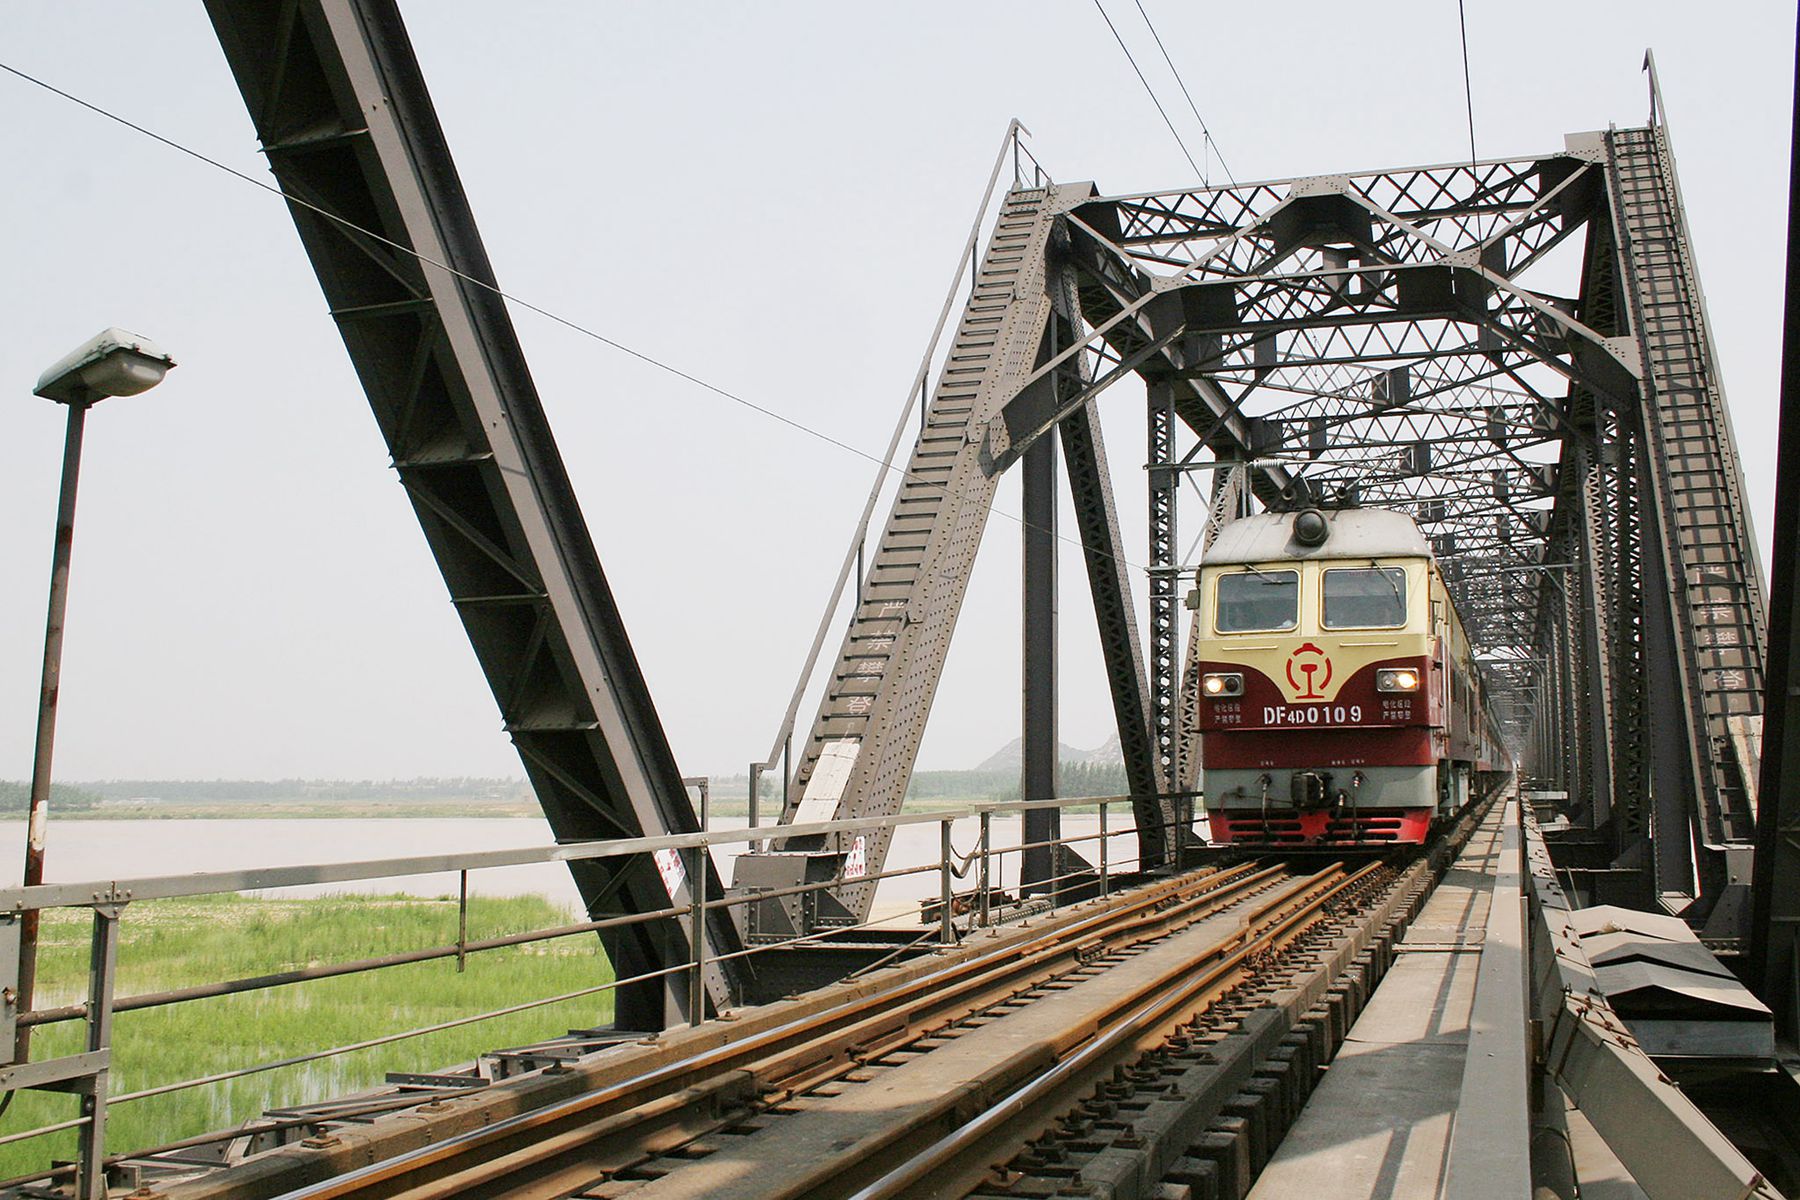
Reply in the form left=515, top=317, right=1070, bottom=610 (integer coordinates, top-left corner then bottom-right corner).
left=1750, top=42, right=1800, bottom=1040
left=202, top=0, right=739, bottom=1027
left=1045, top=260, right=1168, bottom=864
left=974, top=132, right=1763, bottom=918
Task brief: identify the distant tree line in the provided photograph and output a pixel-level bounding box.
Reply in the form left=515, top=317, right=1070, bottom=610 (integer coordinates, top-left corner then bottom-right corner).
left=714, top=764, right=1126, bottom=807
left=64, top=778, right=535, bottom=804
left=0, top=782, right=103, bottom=813
left=11, top=766, right=1133, bottom=814
left=996, top=760, right=1130, bottom=801
left=906, top=769, right=1017, bottom=801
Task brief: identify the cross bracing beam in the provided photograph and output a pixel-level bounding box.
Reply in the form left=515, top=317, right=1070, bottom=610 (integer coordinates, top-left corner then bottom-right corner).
left=202, top=0, right=740, bottom=1028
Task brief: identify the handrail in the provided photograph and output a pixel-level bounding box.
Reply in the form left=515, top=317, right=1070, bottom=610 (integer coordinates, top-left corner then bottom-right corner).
left=0, top=790, right=1190, bottom=911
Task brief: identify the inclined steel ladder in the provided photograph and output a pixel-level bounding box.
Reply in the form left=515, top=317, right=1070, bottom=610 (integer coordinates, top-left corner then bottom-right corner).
left=735, top=184, right=1086, bottom=926
left=1606, top=126, right=1767, bottom=889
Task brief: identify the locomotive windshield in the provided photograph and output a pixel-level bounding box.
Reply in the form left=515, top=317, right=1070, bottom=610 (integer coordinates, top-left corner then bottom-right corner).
left=1321, top=566, right=1408, bottom=628
left=1215, top=569, right=1299, bottom=632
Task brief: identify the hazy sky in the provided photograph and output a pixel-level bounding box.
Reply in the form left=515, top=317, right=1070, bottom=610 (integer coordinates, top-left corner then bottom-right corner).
left=0, top=3, right=1793, bottom=786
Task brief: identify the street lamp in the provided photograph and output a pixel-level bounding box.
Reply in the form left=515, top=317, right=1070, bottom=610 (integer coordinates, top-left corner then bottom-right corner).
left=14, top=328, right=173, bottom=1064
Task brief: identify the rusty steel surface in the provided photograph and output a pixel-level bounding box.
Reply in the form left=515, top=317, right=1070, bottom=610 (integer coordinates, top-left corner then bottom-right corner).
left=139, top=860, right=1278, bottom=1200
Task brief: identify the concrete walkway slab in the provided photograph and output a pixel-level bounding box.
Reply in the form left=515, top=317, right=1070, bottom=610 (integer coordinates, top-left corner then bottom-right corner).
left=1247, top=809, right=1506, bottom=1199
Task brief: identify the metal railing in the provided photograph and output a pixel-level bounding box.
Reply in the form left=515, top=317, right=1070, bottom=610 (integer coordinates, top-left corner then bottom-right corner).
left=0, top=793, right=1192, bottom=1198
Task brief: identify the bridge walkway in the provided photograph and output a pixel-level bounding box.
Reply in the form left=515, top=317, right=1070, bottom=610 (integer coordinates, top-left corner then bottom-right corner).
left=1248, top=802, right=1506, bottom=1198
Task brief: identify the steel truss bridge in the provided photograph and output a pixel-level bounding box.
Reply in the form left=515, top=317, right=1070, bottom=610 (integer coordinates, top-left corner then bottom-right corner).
left=2, top=2, right=1798, bottom=1198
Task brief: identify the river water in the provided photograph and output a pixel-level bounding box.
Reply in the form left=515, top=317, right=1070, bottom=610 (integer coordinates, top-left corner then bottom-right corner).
left=0, top=813, right=1119, bottom=923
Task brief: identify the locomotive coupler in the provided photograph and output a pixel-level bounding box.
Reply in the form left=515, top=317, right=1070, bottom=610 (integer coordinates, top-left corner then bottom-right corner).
left=1290, top=770, right=1334, bottom=811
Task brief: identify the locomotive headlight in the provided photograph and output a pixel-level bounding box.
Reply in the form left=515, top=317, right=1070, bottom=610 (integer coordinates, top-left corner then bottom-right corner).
left=1202, top=672, right=1244, bottom=697
left=1377, top=668, right=1421, bottom=693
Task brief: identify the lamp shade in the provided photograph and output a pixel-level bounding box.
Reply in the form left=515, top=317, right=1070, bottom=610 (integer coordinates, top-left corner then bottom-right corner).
left=34, top=328, right=175, bottom=405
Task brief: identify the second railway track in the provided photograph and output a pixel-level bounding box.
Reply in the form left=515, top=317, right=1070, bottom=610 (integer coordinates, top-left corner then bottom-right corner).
left=161, top=802, right=1491, bottom=1200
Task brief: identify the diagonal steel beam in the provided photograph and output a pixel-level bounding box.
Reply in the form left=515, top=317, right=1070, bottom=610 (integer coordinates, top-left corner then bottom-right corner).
left=202, top=0, right=739, bottom=1028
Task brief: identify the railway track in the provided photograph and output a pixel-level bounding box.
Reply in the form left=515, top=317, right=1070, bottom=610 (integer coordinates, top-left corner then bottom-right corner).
left=157, top=807, right=1485, bottom=1200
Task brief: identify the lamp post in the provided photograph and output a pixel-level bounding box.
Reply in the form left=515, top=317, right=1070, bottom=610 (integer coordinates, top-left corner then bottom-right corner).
left=14, top=329, right=174, bottom=1064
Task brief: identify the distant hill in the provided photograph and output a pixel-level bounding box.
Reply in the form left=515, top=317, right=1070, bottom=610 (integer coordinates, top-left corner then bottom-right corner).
left=975, top=733, right=1124, bottom=773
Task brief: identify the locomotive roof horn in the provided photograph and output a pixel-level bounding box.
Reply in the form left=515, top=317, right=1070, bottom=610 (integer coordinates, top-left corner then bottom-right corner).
left=1292, top=508, right=1331, bottom=547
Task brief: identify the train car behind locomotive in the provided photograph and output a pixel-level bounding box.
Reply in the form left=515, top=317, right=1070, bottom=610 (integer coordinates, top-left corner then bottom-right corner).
left=1196, top=505, right=1495, bottom=846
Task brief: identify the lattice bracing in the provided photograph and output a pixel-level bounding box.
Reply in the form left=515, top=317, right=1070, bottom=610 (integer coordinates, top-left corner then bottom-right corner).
left=1018, top=129, right=1765, bottom=918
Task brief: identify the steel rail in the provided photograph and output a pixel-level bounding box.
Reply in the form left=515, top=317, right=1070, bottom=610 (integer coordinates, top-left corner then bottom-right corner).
left=287, top=868, right=1347, bottom=1200
left=379, top=862, right=1339, bottom=1200
left=848, top=861, right=1382, bottom=1200
left=254, top=863, right=1290, bottom=1200
left=311, top=870, right=1338, bottom=1200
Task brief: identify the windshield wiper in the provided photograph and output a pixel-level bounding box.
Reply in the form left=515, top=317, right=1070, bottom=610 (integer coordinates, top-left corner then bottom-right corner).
left=1375, top=564, right=1404, bottom=607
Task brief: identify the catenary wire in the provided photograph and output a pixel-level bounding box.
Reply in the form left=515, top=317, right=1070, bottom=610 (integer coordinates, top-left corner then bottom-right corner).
left=1088, top=0, right=1206, bottom=183
left=1128, top=0, right=1238, bottom=188
left=0, top=59, right=1172, bottom=579
left=1456, top=0, right=1479, bottom=169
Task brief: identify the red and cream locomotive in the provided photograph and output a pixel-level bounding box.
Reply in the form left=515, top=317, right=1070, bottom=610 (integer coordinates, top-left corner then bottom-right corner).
left=1195, top=506, right=1504, bottom=847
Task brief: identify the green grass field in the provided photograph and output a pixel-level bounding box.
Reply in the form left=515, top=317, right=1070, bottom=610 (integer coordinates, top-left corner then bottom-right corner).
left=0, top=893, right=613, bottom=1180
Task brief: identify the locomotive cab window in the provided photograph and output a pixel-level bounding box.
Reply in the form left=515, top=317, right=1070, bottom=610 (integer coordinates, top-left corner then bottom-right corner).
left=1215, top=569, right=1299, bottom=632
left=1321, top=566, right=1408, bottom=629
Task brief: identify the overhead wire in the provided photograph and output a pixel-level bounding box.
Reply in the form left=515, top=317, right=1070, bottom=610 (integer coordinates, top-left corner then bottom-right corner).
left=1127, top=0, right=1237, bottom=188
left=1088, top=0, right=1207, bottom=184
left=0, top=59, right=1159, bottom=578
left=1456, top=0, right=1479, bottom=169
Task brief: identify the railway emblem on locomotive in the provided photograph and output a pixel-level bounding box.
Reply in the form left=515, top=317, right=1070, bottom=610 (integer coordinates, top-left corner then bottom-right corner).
left=1285, top=642, right=1333, bottom=699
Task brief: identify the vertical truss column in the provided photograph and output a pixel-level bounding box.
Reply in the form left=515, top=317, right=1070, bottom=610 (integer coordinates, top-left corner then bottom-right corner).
left=1605, top=411, right=1653, bottom=902
left=1175, top=467, right=1245, bottom=799
left=1555, top=536, right=1594, bottom=821
left=1573, top=454, right=1618, bottom=831
left=1147, top=382, right=1179, bottom=798
left=1045, top=254, right=1166, bottom=866
left=203, top=0, right=736, bottom=1028
left=1020, top=435, right=1058, bottom=890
